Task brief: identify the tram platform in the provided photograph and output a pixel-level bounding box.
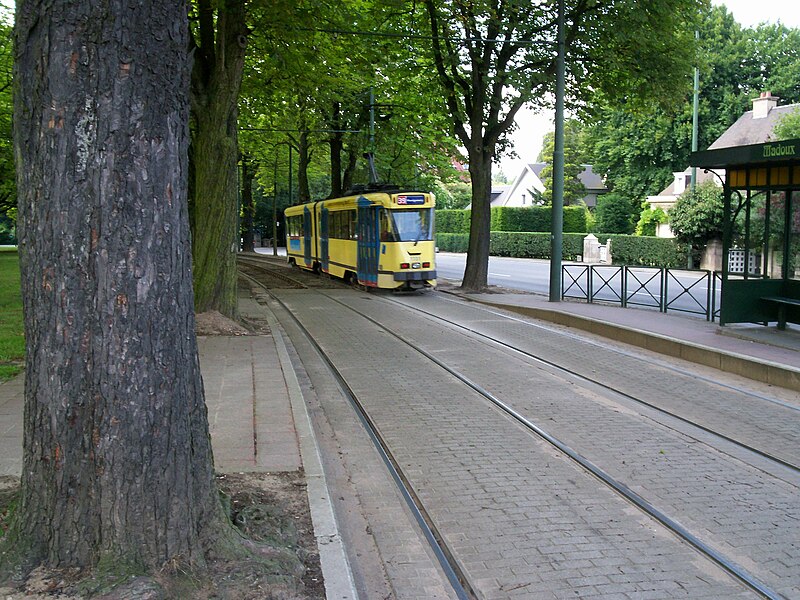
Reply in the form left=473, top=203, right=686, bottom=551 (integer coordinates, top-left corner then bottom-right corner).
left=1, top=274, right=798, bottom=599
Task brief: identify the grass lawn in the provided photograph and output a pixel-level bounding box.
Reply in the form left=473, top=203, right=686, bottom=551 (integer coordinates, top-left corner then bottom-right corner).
left=0, top=248, right=24, bottom=381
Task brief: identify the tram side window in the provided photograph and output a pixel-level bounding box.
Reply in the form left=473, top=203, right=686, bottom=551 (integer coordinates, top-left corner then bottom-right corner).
left=330, top=210, right=357, bottom=240
left=351, top=209, right=358, bottom=239
left=331, top=211, right=343, bottom=239
left=287, top=215, right=303, bottom=237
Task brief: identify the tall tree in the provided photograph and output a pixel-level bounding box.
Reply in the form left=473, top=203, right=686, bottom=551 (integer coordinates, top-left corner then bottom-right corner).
left=422, top=0, right=700, bottom=290
left=0, top=8, right=14, bottom=217
left=537, top=120, right=589, bottom=206
left=587, top=7, right=800, bottom=211
left=190, top=0, right=248, bottom=317
left=6, top=0, right=227, bottom=575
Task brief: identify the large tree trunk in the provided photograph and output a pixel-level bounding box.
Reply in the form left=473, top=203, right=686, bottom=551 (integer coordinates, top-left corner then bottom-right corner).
left=241, top=155, right=256, bottom=252
left=10, top=0, right=225, bottom=571
left=462, top=148, right=493, bottom=290
left=190, top=0, right=248, bottom=317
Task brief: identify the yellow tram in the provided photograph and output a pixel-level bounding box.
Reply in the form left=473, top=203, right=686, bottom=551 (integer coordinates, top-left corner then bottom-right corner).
left=285, top=188, right=437, bottom=290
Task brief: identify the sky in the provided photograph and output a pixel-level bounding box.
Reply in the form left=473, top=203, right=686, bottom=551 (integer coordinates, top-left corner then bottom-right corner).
left=495, top=0, right=800, bottom=180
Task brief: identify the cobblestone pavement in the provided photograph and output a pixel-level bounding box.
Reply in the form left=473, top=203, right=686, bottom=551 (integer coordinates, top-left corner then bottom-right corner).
left=275, top=288, right=759, bottom=600
left=273, top=297, right=459, bottom=600
left=396, top=292, right=800, bottom=467
left=338, top=290, right=800, bottom=599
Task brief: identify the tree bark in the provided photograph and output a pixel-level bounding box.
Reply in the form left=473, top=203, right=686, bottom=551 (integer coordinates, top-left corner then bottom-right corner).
left=190, top=0, right=248, bottom=317
left=463, top=148, right=493, bottom=290
left=241, top=155, right=256, bottom=252
left=10, top=0, right=224, bottom=571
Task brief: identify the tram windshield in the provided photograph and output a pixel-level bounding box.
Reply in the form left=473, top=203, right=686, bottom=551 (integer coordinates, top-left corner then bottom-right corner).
left=382, top=209, right=433, bottom=242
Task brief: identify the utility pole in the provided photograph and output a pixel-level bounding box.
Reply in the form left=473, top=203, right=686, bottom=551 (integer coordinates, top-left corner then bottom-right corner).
left=691, top=30, right=700, bottom=193
left=549, top=0, right=566, bottom=302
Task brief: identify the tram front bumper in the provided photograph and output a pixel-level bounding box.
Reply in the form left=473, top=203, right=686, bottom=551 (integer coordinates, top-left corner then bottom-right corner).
left=393, top=270, right=437, bottom=282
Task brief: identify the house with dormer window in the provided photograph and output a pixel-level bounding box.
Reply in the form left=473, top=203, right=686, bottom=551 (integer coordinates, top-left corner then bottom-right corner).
left=650, top=91, right=799, bottom=238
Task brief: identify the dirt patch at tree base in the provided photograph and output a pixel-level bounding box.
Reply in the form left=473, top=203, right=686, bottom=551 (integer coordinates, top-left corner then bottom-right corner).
left=0, top=472, right=324, bottom=599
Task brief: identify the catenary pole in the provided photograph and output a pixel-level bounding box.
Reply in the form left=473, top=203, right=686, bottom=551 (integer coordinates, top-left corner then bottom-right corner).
left=549, top=0, right=566, bottom=302
left=691, top=30, right=699, bottom=193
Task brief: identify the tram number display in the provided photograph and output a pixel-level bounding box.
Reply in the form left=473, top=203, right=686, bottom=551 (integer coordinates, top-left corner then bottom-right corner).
left=396, top=194, right=425, bottom=205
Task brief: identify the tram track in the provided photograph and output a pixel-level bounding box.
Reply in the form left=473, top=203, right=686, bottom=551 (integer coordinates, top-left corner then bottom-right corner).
left=237, top=268, right=473, bottom=599
left=239, top=258, right=796, bottom=599
left=380, top=294, right=800, bottom=474
left=313, top=290, right=787, bottom=600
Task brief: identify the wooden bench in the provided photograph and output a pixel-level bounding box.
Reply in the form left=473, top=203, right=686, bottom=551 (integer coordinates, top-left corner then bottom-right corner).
left=761, top=296, right=800, bottom=330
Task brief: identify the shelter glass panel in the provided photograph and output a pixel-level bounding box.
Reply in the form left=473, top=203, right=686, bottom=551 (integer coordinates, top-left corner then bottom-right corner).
left=790, top=191, right=800, bottom=280
left=767, top=191, right=786, bottom=279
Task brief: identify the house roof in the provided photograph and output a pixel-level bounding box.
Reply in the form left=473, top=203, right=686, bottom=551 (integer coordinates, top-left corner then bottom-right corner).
left=655, top=168, right=718, bottom=197
left=708, top=103, right=799, bottom=149
left=578, top=165, right=605, bottom=191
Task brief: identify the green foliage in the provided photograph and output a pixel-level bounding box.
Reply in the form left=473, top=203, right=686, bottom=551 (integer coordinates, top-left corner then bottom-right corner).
left=0, top=250, right=24, bottom=381
left=435, top=210, right=472, bottom=234
left=0, top=12, right=15, bottom=218
left=437, top=180, right=472, bottom=210
left=490, top=207, right=551, bottom=233
left=668, top=181, right=725, bottom=245
left=774, top=107, right=800, bottom=140
left=604, top=235, right=689, bottom=268
left=587, top=6, right=800, bottom=206
left=489, top=232, right=586, bottom=261
left=435, top=207, right=589, bottom=234
left=537, top=120, right=590, bottom=205
left=435, top=233, right=470, bottom=253
left=636, top=202, right=669, bottom=236
left=564, top=206, right=590, bottom=234
left=594, top=194, right=635, bottom=234
left=436, top=230, right=687, bottom=267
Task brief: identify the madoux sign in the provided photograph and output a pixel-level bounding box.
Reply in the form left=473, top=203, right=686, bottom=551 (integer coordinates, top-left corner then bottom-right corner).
left=762, top=141, right=798, bottom=158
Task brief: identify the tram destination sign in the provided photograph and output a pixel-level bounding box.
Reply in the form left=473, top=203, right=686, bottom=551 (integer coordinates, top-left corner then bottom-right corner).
left=690, top=138, right=800, bottom=168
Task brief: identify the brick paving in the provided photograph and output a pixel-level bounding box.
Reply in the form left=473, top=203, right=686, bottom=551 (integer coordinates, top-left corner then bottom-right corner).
left=4, top=271, right=798, bottom=599
left=340, top=290, right=800, bottom=599
left=277, top=288, right=757, bottom=599
left=397, top=292, right=800, bottom=467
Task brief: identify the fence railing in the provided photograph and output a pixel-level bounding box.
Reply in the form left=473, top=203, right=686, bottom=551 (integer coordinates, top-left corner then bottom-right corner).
left=562, top=265, right=722, bottom=321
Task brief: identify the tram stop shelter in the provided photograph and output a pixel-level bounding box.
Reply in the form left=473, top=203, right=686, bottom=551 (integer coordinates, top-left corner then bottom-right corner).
left=690, top=139, right=800, bottom=329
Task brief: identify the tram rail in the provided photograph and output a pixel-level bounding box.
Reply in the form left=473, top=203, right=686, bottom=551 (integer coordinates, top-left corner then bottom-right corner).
left=238, top=257, right=798, bottom=599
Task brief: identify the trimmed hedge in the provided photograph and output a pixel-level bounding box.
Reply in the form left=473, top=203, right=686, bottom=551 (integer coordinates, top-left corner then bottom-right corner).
left=604, top=234, right=690, bottom=268
left=436, top=232, right=584, bottom=260
left=490, top=232, right=586, bottom=260
left=436, top=206, right=588, bottom=234
left=435, top=233, right=470, bottom=253
left=436, top=231, right=689, bottom=267
left=435, top=210, right=471, bottom=234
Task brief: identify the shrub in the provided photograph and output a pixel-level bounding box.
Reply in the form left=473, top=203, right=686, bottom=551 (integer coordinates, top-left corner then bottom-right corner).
left=435, top=233, right=470, bottom=252
left=668, top=181, right=724, bottom=245
left=490, top=232, right=586, bottom=260
left=435, top=206, right=589, bottom=234
left=603, top=234, right=689, bottom=268
left=435, top=210, right=471, bottom=233
left=594, top=193, right=635, bottom=234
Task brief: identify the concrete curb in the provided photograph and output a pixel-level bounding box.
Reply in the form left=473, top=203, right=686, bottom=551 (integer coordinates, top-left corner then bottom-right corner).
left=469, top=299, right=800, bottom=394
left=264, top=302, right=359, bottom=600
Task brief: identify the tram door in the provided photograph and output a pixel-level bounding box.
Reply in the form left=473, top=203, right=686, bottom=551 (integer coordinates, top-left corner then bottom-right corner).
left=320, top=207, right=329, bottom=273
left=302, top=206, right=312, bottom=268
left=357, top=198, right=379, bottom=286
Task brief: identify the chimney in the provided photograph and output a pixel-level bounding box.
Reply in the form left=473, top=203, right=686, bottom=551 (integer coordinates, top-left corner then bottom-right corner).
left=752, top=91, right=779, bottom=119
